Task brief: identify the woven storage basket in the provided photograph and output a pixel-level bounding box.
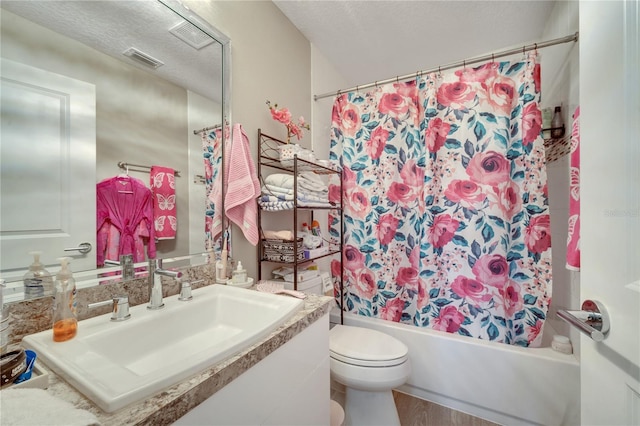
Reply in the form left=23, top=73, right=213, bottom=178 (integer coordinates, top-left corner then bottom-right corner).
left=262, top=238, right=304, bottom=262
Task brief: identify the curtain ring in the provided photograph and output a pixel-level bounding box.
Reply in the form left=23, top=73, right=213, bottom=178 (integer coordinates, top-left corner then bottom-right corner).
left=374, top=80, right=378, bottom=88
left=522, top=45, right=526, bottom=55
left=396, top=75, right=399, bottom=84
left=463, top=59, right=466, bottom=70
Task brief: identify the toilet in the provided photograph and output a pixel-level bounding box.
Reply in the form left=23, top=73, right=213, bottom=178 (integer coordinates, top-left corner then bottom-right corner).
left=329, top=325, right=410, bottom=426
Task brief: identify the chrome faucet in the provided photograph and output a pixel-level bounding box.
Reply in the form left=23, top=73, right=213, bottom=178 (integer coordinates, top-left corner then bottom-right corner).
left=147, top=259, right=182, bottom=310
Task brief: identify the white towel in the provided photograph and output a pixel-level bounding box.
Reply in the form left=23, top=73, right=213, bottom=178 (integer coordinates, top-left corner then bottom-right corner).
left=0, top=388, right=100, bottom=425
left=264, top=173, right=295, bottom=189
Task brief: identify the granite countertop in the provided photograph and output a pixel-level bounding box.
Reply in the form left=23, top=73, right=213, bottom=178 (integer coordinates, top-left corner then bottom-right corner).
left=36, top=292, right=334, bottom=426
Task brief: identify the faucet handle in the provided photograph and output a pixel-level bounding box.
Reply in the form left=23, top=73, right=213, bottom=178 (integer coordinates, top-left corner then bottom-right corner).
left=178, top=282, right=192, bottom=301
left=88, top=295, right=131, bottom=321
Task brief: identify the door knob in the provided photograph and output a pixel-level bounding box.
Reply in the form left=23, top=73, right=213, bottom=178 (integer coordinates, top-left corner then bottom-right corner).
left=64, top=242, right=92, bottom=254
left=557, top=299, right=610, bottom=342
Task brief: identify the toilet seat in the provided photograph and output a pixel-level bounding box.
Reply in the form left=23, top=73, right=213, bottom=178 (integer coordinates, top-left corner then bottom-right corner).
left=330, top=325, right=408, bottom=367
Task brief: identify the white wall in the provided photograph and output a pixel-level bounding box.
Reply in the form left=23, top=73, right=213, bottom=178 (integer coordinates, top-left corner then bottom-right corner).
left=539, top=1, right=582, bottom=354
left=185, top=0, right=312, bottom=281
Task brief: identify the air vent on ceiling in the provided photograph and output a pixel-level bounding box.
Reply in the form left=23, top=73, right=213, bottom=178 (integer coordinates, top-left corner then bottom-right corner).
left=169, top=20, right=214, bottom=50
left=122, top=47, right=164, bottom=69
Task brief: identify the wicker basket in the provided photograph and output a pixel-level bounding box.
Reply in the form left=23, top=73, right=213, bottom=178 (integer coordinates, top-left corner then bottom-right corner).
left=262, top=238, right=304, bottom=262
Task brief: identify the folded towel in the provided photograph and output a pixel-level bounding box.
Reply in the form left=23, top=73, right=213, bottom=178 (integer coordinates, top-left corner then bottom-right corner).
left=225, top=124, right=260, bottom=246
left=566, top=106, right=581, bottom=270
left=263, top=230, right=295, bottom=240
left=150, top=165, right=177, bottom=240
left=264, top=173, right=295, bottom=189
left=0, top=388, right=100, bottom=425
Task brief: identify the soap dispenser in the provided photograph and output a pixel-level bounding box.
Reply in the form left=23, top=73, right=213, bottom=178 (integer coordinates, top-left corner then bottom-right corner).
left=52, top=257, right=77, bottom=342
left=232, top=261, right=247, bottom=284
left=23, top=251, right=53, bottom=298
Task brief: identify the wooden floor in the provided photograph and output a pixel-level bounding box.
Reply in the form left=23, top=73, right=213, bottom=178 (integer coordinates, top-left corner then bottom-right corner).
left=392, top=390, right=499, bottom=426
left=331, top=384, right=498, bottom=426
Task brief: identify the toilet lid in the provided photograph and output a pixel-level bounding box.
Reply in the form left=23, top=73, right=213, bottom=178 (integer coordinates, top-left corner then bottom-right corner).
left=330, top=325, right=408, bottom=367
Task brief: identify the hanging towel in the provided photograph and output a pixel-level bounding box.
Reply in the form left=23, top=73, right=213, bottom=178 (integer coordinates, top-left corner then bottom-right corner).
left=150, top=166, right=177, bottom=240
left=225, top=123, right=260, bottom=246
left=566, top=106, right=581, bottom=270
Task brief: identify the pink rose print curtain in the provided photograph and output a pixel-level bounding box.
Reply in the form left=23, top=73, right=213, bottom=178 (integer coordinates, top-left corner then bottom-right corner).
left=202, top=127, right=227, bottom=254
left=329, top=53, right=552, bottom=347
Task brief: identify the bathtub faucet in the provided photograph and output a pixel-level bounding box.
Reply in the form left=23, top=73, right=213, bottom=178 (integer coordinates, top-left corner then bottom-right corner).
left=148, top=259, right=182, bottom=310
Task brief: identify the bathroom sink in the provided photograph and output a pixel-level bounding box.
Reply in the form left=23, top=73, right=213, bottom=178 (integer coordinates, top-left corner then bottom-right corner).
left=22, top=284, right=304, bottom=412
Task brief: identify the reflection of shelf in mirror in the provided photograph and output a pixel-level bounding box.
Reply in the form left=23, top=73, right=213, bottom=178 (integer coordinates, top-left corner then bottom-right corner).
left=260, top=248, right=342, bottom=264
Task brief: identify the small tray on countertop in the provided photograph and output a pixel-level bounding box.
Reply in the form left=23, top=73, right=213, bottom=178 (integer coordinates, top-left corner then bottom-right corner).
left=9, top=362, right=50, bottom=390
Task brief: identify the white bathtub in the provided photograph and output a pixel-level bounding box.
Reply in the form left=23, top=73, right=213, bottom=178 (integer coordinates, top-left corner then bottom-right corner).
left=331, top=309, right=580, bottom=426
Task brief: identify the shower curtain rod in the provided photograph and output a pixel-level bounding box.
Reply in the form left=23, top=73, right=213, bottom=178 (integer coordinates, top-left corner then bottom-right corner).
left=314, top=32, right=579, bottom=101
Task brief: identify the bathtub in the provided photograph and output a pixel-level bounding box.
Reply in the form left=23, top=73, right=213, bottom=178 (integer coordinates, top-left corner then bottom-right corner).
left=331, top=309, right=579, bottom=426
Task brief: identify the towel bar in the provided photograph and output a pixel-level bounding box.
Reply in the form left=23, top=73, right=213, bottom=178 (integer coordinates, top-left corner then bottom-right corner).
left=557, top=299, right=610, bottom=342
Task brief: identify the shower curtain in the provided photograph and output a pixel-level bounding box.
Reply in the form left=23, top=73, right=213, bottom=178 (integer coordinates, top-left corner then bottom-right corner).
left=330, top=53, right=551, bottom=347
left=202, top=127, right=226, bottom=253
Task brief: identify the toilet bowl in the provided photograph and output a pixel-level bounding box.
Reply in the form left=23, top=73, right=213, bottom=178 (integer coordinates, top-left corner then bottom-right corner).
left=329, top=325, right=410, bottom=426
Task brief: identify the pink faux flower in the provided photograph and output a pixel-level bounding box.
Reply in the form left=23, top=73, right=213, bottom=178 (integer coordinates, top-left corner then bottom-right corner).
left=472, top=254, right=509, bottom=288
left=270, top=106, right=291, bottom=124
left=424, top=117, right=450, bottom=153
left=377, top=214, right=399, bottom=246
left=466, top=150, right=511, bottom=186
left=428, top=214, right=459, bottom=248
left=432, top=305, right=466, bottom=333
left=380, top=298, right=405, bottom=322
left=525, top=214, right=551, bottom=253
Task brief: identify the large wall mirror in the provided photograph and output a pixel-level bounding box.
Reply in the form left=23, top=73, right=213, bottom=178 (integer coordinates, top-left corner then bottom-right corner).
left=0, top=0, right=230, bottom=299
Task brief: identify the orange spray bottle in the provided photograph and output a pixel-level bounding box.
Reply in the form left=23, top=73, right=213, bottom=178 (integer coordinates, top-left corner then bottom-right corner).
left=52, top=257, right=77, bottom=342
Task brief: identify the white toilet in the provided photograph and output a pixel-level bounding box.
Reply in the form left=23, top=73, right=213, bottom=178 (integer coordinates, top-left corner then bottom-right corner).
left=329, top=325, right=411, bottom=426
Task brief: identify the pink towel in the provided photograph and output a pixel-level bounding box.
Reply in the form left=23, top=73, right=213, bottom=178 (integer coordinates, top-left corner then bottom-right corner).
left=225, top=123, right=260, bottom=246
left=566, top=106, right=580, bottom=270
left=150, top=166, right=177, bottom=240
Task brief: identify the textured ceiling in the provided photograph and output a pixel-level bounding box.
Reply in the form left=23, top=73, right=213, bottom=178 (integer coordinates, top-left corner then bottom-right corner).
left=0, top=1, right=223, bottom=102
left=274, top=1, right=556, bottom=89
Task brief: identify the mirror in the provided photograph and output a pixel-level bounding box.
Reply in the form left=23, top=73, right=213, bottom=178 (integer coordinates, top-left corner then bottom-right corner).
left=0, top=0, right=230, bottom=300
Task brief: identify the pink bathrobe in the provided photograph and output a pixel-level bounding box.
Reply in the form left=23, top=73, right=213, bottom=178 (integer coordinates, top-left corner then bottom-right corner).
left=96, top=176, right=156, bottom=266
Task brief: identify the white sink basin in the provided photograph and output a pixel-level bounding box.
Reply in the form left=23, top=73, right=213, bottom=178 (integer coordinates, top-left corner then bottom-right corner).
left=22, top=284, right=303, bottom=412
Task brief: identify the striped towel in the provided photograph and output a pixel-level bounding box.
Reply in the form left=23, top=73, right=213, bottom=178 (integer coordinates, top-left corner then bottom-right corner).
left=225, top=124, right=260, bottom=245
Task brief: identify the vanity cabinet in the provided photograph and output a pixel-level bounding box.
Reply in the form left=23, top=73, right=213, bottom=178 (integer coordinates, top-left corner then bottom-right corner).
left=173, top=312, right=330, bottom=425
left=256, top=130, right=343, bottom=291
